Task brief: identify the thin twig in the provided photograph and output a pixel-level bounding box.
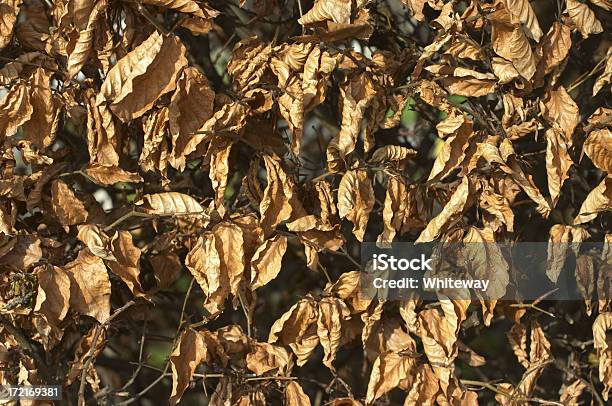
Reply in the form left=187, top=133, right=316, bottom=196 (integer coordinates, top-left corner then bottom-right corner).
left=237, top=291, right=252, bottom=337
left=78, top=300, right=137, bottom=405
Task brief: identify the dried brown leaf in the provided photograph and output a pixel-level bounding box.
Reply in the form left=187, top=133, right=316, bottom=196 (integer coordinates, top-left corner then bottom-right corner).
left=0, top=0, right=20, bottom=50
left=51, top=180, right=89, bottom=226
left=366, top=351, right=416, bottom=404
left=285, top=381, right=311, bottom=406
left=169, top=328, right=208, bottom=405
left=416, top=176, right=471, bottom=243
left=574, top=177, right=612, bottom=224
left=584, top=128, right=612, bottom=173
left=97, top=32, right=187, bottom=121
left=545, top=127, right=573, bottom=206
left=63, top=249, right=111, bottom=323
left=317, top=297, right=351, bottom=371
left=106, top=231, right=144, bottom=296
left=250, top=235, right=287, bottom=290
left=337, top=169, right=374, bottom=242
left=565, top=0, right=603, bottom=38
left=85, top=164, right=143, bottom=185
left=503, top=0, right=543, bottom=41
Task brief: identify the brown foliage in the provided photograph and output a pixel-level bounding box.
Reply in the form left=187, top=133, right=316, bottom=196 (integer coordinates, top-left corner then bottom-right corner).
left=0, top=0, right=610, bottom=405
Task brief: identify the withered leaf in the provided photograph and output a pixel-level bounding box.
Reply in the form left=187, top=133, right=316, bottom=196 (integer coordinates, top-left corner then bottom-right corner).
left=429, top=112, right=474, bottom=181
left=22, top=68, right=60, bottom=148
left=285, top=381, right=311, bottom=406
left=0, top=1, right=20, bottom=50
left=106, top=231, right=144, bottom=296
left=185, top=233, right=228, bottom=317
left=337, top=74, right=376, bottom=156
left=168, top=67, right=215, bottom=170
left=77, top=224, right=116, bottom=261
left=85, top=88, right=120, bottom=166
left=170, top=328, right=208, bottom=405
left=337, top=169, right=374, bottom=242
left=401, top=0, right=426, bottom=21
left=268, top=297, right=319, bottom=366
left=246, top=342, right=290, bottom=376
left=504, top=0, right=543, bottom=41
left=212, top=221, right=245, bottom=295
left=416, top=176, right=471, bottom=243
left=85, top=164, right=143, bottom=185
left=260, top=155, right=294, bottom=236
left=463, top=227, right=510, bottom=299
left=141, top=0, right=206, bottom=17
left=51, top=180, right=89, bottom=226
left=574, top=177, right=612, bottom=224
left=584, top=128, right=612, bottom=173
left=136, top=192, right=204, bottom=216
left=539, top=22, right=572, bottom=75
left=541, top=87, right=580, bottom=141
left=593, top=49, right=612, bottom=96
left=366, top=351, right=416, bottom=404
left=560, top=379, right=588, bottom=405
left=509, top=26, right=537, bottom=80
left=34, top=265, right=71, bottom=328
left=66, top=0, right=107, bottom=80
left=250, top=235, right=287, bottom=290
left=546, top=224, right=589, bottom=283
left=418, top=308, right=457, bottom=392
left=592, top=312, right=612, bottom=400
left=545, top=127, right=573, bottom=206
left=97, top=31, right=187, bottom=121
left=140, top=107, right=170, bottom=175
left=370, top=145, right=416, bottom=165
left=565, top=0, right=603, bottom=38
left=298, top=0, right=352, bottom=25
left=63, top=249, right=111, bottom=323
left=317, top=296, right=351, bottom=371
left=0, top=83, right=33, bottom=142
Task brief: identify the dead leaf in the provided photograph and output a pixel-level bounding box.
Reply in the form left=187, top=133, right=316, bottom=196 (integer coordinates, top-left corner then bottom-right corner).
left=592, top=312, right=612, bottom=400
left=260, top=155, right=294, bottom=236
left=285, top=381, right=311, bottom=406
left=106, top=231, right=144, bottom=296
left=85, top=164, right=143, bottom=185
left=317, top=297, right=351, bottom=370
left=593, top=49, right=612, bottom=95
left=509, top=26, right=537, bottom=80
left=250, top=235, right=287, bottom=290
left=0, top=0, right=20, bottom=50
left=169, top=328, right=208, bottom=405
left=541, top=87, right=580, bottom=142
left=96, top=32, right=187, bottom=121
left=51, top=180, right=89, bottom=226
left=185, top=233, right=229, bottom=317
left=584, top=128, right=612, bottom=173
left=63, top=249, right=111, bottom=323
left=337, top=170, right=374, bottom=242
left=416, top=176, right=471, bottom=243
left=545, top=127, right=573, bottom=206
left=546, top=224, right=589, bottom=283
left=565, top=0, right=603, bottom=38
left=136, top=192, right=204, bottom=216
left=34, top=265, right=71, bottom=328
left=503, top=0, right=543, bottom=41
left=66, top=0, right=107, bottom=79
left=574, top=177, right=612, bottom=224
left=366, top=351, right=416, bottom=404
